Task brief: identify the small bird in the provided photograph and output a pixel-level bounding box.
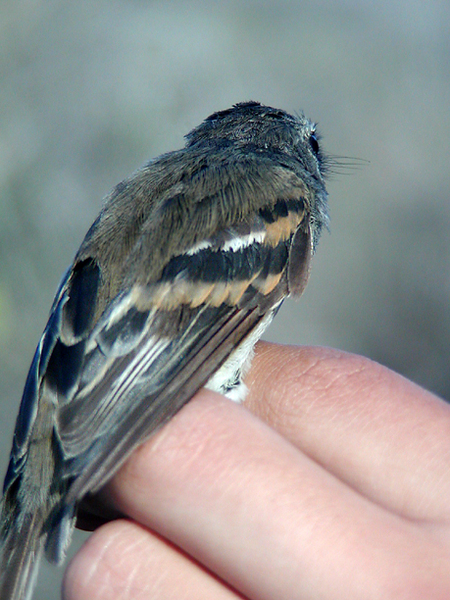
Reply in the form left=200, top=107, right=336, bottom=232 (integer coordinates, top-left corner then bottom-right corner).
left=0, top=101, right=329, bottom=599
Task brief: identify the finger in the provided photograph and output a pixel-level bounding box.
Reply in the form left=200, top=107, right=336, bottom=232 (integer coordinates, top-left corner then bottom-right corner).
left=245, top=342, right=450, bottom=523
left=64, top=519, right=246, bottom=600
left=103, top=390, right=450, bottom=600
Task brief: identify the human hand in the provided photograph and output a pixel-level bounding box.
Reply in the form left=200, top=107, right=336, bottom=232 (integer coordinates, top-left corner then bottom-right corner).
left=63, top=342, right=450, bottom=599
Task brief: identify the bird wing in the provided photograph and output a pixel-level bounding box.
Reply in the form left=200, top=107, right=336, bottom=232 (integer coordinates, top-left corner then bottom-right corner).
left=60, top=203, right=312, bottom=501
left=2, top=154, right=313, bottom=560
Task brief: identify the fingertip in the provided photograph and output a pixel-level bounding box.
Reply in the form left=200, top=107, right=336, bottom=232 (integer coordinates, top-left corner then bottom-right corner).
left=64, top=517, right=242, bottom=600
left=63, top=520, right=130, bottom=600
left=246, top=342, right=354, bottom=404
left=244, top=342, right=395, bottom=433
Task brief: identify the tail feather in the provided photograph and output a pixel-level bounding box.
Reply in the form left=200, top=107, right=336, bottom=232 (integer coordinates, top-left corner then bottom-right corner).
left=0, top=512, right=45, bottom=600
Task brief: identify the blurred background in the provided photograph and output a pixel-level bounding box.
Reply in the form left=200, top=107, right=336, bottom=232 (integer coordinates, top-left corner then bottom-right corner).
left=1, top=1, right=449, bottom=597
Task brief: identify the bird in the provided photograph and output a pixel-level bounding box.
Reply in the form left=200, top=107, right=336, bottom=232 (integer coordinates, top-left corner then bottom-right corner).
left=0, top=101, right=329, bottom=600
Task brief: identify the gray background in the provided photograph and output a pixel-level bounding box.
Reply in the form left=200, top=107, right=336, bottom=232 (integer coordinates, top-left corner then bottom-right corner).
left=1, top=1, right=449, bottom=597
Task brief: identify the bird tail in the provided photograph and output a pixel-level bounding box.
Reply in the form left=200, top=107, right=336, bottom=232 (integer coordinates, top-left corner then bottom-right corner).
left=0, top=511, right=45, bottom=600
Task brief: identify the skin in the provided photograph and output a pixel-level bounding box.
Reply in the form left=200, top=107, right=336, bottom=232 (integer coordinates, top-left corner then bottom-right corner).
left=63, top=342, right=450, bottom=599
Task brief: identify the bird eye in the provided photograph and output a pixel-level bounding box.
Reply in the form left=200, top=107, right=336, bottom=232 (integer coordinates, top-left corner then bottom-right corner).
left=308, top=132, right=320, bottom=155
